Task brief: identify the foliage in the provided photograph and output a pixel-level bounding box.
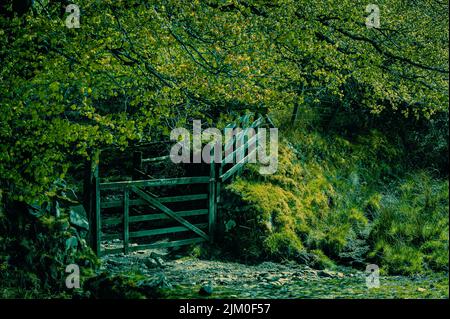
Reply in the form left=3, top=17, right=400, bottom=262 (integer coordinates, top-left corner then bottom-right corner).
left=368, top=173, right=449, bottom=275
left=0, top=195, right=98, bottom=298
left=1, top=0, right=448, bottom=201
left=83, top=272, right=164, bottom=299
left=221, top=122, right=448, bottom=274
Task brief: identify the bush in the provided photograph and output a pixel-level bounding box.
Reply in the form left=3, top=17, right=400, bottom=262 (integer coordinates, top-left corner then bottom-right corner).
left=0, top=196, right=98, bottom=298
left=368, top=173, right=449, bottom=275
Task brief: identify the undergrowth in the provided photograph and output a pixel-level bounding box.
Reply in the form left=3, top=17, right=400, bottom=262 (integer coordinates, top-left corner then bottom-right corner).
left=220, top=126, right=449, bottom=275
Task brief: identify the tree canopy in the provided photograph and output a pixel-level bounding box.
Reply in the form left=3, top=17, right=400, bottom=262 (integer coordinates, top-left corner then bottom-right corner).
left=1, top=0, right=448, bottom=200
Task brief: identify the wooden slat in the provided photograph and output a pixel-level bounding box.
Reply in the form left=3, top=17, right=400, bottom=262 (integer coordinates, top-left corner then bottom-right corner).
left=220, top=146, right=259, bottom=182
left=129, top=223, right=208, bottom=238
left=102, top=217, right=122, bottom=226
left=100, top=176, right=209, bottom=190
left=131, top=186, right=210, bottom=241
left=101, top=199, right=144, bottom=209
left=102, top=232, right=122, bottom=241
left=159, top=194, right=208, bottom=203
left=123, top=187, right=129, bottom=254
left=222, top=129, right=260, bottom=165
left=129, top=209, right=208, bottom=222
left=209, top=153, right=216, bottom=242
left=94, top=164, right=101, bottom=255
left=265, top=114, right=275, bottom=128
left=141, top=155, right=170, bottom=163
left=101, top=194, right=207, bottom=209
left=223, top=117, right=262, bottom=150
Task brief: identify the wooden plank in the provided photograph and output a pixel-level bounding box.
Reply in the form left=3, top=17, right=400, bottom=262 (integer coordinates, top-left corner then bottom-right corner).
left=129, top=209, right=208, bottom=222
left=222, top=130, right=260, bottom=165
left=159, top=194, right=208, bottom=203
left=217, top=166, right=223, bottom=204
left=102, top=232, right=122, bottom=241
left=129, top=223, right=208, bottom=238
left=101, top=194, right=207, bottom=209
left=123, top=187, right=129, bottom=254
left=209, top=154, right=216, bottom=242
left=131, top=186, right=210, bottom=241
left=223, top=117, right=263, bottom=161
left=239, top=114, right=251, bottom=127
left=100, top=176, right=209, bottom=190
left=102, top=216, right=122, bottom=226
left=141, top=155, right=170, bottom=163
left=266, top=114, right=276, bottom=128
left=94, top=164, right=101, bottom=255
left=220, top=146, right=258, bottom=182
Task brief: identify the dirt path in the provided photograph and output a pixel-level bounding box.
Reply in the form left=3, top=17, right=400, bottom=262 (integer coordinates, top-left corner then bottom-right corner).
left=100, top=248, right=448, bottom=299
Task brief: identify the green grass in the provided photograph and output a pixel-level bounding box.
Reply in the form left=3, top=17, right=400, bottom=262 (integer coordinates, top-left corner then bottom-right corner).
left=220, top=125, right=449, bottom=275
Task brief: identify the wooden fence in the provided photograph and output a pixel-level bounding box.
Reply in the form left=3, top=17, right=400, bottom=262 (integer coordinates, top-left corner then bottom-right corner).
left=85, top=113, right=274, bottom=256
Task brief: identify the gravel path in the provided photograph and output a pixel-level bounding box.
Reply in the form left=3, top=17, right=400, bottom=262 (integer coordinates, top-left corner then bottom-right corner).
left=97, top=248, right=449, bottom=299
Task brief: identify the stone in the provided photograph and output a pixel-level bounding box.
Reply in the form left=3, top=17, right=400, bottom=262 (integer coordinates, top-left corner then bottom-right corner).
left=317, top=270, right=336, bottom=278
left=199, top=283, right=213, bottom=296
left=417, top=287, right=427, bottom=292
left=144, top=258, right=158, bottom=269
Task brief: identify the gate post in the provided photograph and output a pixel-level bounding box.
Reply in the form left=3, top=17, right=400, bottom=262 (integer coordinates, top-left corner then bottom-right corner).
left=84, top=150, right=101, bottom=255
left=123, top=187, right=130, bottom=254
left=208, top=148, right=217, bottom=243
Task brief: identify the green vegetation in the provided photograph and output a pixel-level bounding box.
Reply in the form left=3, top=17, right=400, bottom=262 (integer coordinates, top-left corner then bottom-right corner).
left=0, top=0, right=448, bottom=298
left=221, top=118, right=448, bottom=275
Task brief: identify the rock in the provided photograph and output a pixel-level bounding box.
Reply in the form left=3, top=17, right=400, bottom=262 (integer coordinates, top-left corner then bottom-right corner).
left=199, top=283, right=213, bottom=296
left=265, top=274, right=280, bottom=282
left=155, top=257, right=165, bottom=267
left=144, top=258, right=159, bottom=269
left=317, top=270, right=336, bottom=278
left=69, top=205, right=89, bottom=231
left=337, top=272, right=345, bottom=278
left=417, top=287, right=427, bottom=292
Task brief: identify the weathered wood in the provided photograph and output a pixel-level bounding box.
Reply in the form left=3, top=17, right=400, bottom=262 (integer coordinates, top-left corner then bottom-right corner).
left=131, top=186, right=210, bottom=241
left=102, top=232, right=122, bottom=241
left=130, top=223, right=208, bottom=238
left=102, top=216, right=123, bottom=226
left=159, top=194, right=208, bottom=203
left=222, top=129, right=260, bottom=165
left=217, top=165, right=223, bottom=204
left=220, top=146, right=258, bottom=182
left=123, top=187, right=130, bottom=254
left=141, top=155, right=170, bottom=163
left=100, top=176, right=209, bottom=190
left=101, top=193, right=208, bottom=209
left=266, top=114, right=276, bottom=128
left=92, top=112, right=267, bottom=256
left=94, top=162, right=101, bottom=255
left=208, top=150, right=216, bottom=242
left=129, top=209, right=208, bottom=222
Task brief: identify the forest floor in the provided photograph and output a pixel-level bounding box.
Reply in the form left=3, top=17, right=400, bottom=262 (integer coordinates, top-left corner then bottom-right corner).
left=100, top=247, right=449, bottom=299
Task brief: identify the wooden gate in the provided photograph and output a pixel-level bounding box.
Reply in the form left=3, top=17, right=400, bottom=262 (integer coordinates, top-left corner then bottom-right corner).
left=85, top=113, right=273, bottom=256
